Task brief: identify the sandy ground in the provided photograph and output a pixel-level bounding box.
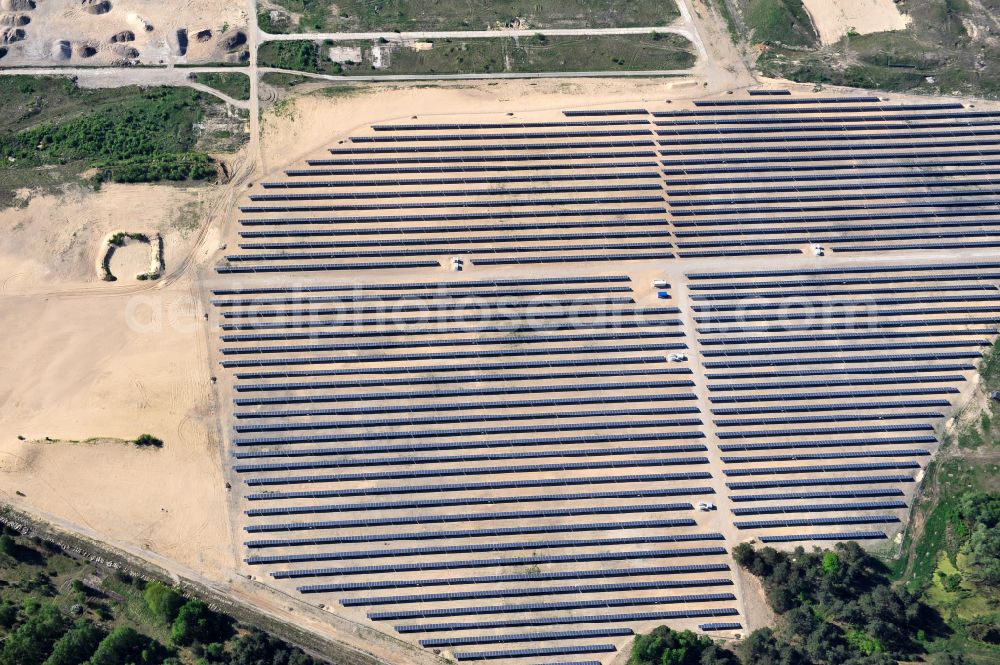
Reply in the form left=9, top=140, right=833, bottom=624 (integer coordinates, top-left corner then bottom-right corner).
left=0, top=178, right=238, bottom=577
left=0, top=0, right=248, bottom=66
left=0, top=183, right=210, bottom=291
left=801, top=0, right=911, bottom=45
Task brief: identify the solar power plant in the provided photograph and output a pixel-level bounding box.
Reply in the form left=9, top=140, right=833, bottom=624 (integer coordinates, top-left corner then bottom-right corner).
left=212, top=91, right=1000, bottom=664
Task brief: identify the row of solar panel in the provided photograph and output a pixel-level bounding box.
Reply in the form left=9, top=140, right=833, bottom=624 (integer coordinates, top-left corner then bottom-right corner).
left=239, top=206, right=665, bottom=224
left=693, top=96, right=881, bottom=106
left=249, top=182, right=662, bottom=201
left=702, top=332, right=992, bottom=346
left=238, top=232, right=674, bottom=251
left=667, top=178, right=1000, bottom=197
left=233, top=447, right=709, bottom=472
left=454, top=644, right=616, bottom=661
left=217, top=261, right=441, bottom=273
left=241, top=457, right=711, bottom=483
left=712, top=401, right=950, bottom=415
left=245, top=517, right=704, bottom=549
left=227, top=244, right=676, bottom=260
left=721, top=450, right=929, bottom=463
left=222, top=298, right=644, bottom=317
left=671, top=190, right=1000, bottom=208
left=235, top=377, right=695, bottom=396
left=223, top=322, right=685, bottom=343
left=235, top=433, right=704, bottom=460
left=222, top=344, right=698, bottom=368
left=716, top=424, right=933, bottom=439
left=243, top=196, right=666, bottom=215
left=231, top=356, right=663, bottom=379
left=734, top=515, right=897, bottom=528
left=665, top=160, right=1000, bottom=178
left=731, top=501, right=907, bottom=515
left=759, top=531, right=887, bottom=543
left=718, top=436, right=936, bottom=452
left=351, top=129, right=654, bottom=142
left=727, top=475, right=913, bottom=490
left=300, top=566, right=729, bottom=593
left=706, top=365, right=973, bottom=379
left=236, top=396, right=699, bottom=421
left=213, top=275, right=632, bottom=297
left=677, top=234, right=1000, bottom=249
left=369, top=592, right=738, bottom=620
left=226, top=312, right=680, bottom=332
left=328, top=141, right=658, bottom=154
left=244, top=487, right=714, bottom=516
left=239, top=219, right=670, bottom=235
left=729, top=488, right=904, bottom=502
left=657, top=121, right=1000, bottom=136
left=708, top=376, right=964, bottom=391
left=659, top=130, right=1000, bottom=146
left=393, top=607, right=738, bottom=632
left=219, top=254, right=675, bottom=272
left=285, top=161, right=657, bottom=175
left=246, top=534, right=727, bottom=565
left=277, top=555, right=727, bottom=580
left=213, top=285, right=637, bottom=306
left=236, top=422, right=706, bottom=448
left=656, top=111, right=997, bottom=126
left=306, top=150, right=657, bottom=165
left=422, top=628, right=632, bottom=648
left=261, top=172, right=661, bottom=188
left=688, top=260, right=1000, bottom=281
left=372, top=120, right=651, bottom=130
left=335, top=579, right=735, bottom=605
left=651, top=103, right=960, bottom=117
left=705, top=357, right=975, bottom=369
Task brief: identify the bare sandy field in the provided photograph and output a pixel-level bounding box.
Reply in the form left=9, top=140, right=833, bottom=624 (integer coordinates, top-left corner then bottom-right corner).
left=0, top=183, right=209, bottom=292
left=0, top=276, right=231, bottom=576
left=0, top=178, right=239, bottom=578
left=801, top=0, right=911, bottom=45
left=0, top=0, right=248, bottom=66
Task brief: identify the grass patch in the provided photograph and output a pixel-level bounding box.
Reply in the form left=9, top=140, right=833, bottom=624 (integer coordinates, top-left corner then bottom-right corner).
left=259, top=34, right=696, bottom=76
left=261, top=0, right=681, bottom=32
left=745, top=0, right=1000, bottom=100
left=260, top=72, right=312, bottom=87
left=0, top=76, right=234, bottom=204
left=743, top=0, right=817, bottom=46
left=190, top=72, right=251, bottom=101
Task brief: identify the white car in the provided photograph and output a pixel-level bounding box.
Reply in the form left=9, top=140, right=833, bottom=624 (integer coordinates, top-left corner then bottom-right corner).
left=810, top=244, right=825, bottom=257
left=450, top=257, right=464, bottom=271
left=696, top=501, right=716, bottom=511
left=668, top=353, right=687, bottom=362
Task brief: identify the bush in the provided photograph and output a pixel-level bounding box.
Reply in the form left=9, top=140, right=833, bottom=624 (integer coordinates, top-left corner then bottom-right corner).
left=143, top=582, right=184, bottom=625
left=86, top=626, right=165, bottom=665
left=43, top=621, right=104, bottom=665
left=0, top=602, right=69, bottom=665
left=170, top=600, right=231, bottom=646
left=134, top=434, right=163, bottom=448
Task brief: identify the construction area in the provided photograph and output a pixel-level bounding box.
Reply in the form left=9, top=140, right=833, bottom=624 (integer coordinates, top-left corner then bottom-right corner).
left=200, top=89, right=1000, bottom=664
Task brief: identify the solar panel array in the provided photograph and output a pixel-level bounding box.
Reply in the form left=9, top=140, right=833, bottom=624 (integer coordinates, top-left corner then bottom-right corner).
left=688, top=260, right=1000, bottom=539
left=211, top=92, right=1000, bottom=664
left=214, top=273, right=736, bottom=663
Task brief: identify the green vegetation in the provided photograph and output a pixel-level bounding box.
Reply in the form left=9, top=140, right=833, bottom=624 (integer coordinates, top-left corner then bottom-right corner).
left=0, top=76, right=244, bottom=208
left=260, top=0, right=681, bottom=32
left=0, top=527, right=326, bottom=664
left=133, top=435, right=163, bottom=448
left=190, top=73, right=251, bottom=101
left=629, top=625, right=737, bottom=665
left=259, top=34, right=695, bottom=76
left=743, top=0, right=816, bottom=46
left=744, top=0, right=1000, bottom=99
left=108, top=232, right=149, bottom=247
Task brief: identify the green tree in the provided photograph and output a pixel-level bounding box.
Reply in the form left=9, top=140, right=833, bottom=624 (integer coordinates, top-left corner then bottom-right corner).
left=85, top=626, right=164, bottom=665
left=822, top=551, right=841, bottom=576
left=170, top=600, right=230, bottom=647
left=43, top=621, right=104, bottom=665
left=0, top=602, right=69, bottom=665
left=143, top=582, right=184, bottom=625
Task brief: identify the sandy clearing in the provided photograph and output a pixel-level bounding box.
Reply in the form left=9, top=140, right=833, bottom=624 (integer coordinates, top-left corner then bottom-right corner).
left=0, top=272, right=231, bottom=577
left=801, top=0, right=911, bottom=45
left=0, top=183, right=210, bottom=292
left=0, top=0, right=247, bottom=66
